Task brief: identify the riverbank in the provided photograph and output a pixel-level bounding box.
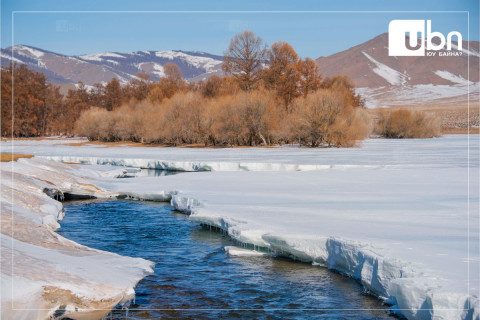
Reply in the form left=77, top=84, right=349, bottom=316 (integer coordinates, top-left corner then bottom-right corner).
left=0, top=158, right=153, bottom=319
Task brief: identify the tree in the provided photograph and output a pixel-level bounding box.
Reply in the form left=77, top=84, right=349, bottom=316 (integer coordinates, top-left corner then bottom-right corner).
left=1, top=65, right=13, bottom=136
left=263, top=41, right=301, bottom=107
left=125, top=72, right=152, bottom=102
left=63, top=83, right=92, bottom=134
left=297, top=57, right=322, bottom=98
left=104, top=78, right=123, bottom=110
left=289, top=89, right=369, bottom=147
left=148, top=63, right=185, bottom=104
left=321, top=75, right=364, bottom=108
left=202, top=74, right=222, bottom=98
left=1, top=64, right=48, bottom=137
left=164, top=63, right=183, bottom=84
left=43, top=84, right=63, bottom=135
left=222, top=30, right=268, bottom=91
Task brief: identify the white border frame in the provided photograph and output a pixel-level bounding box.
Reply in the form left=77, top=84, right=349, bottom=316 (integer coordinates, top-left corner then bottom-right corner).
left=6, top=9, right=476, bottom=316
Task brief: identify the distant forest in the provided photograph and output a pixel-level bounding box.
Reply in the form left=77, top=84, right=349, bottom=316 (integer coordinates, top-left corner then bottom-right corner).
left=1, top=31, right=438, bottom=146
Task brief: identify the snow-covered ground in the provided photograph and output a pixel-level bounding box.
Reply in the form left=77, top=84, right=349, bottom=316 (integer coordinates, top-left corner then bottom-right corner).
left=1, top=135, right=478, bottom=319
left=1, top=135, right=475, bottom=170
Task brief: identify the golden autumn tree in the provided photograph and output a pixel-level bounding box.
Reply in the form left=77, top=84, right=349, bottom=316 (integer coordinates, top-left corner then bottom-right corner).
left=321, top=75, right=364, bottom=108
left=263, top=41, right=301, bottom=107
left=297, top=57, right=322, bottom=98
left=148, top=63, right=186, bottom=103
left=104, top=78, right=123, bottom=111
left=1, top=64, right=48, bottom=137
left=1, top=65, right=13, bottom=136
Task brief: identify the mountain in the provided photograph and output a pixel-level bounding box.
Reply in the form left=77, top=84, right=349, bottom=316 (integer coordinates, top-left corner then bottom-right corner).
left=1, top=34, right=479, bottom=107
left=0, top=45, right=223, bottom=87
left=316, top=33, right=480, bottom=107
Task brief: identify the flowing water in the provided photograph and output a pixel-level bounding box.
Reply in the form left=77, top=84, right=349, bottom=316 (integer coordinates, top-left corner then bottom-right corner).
left=58, top=200, right=396, bottom=319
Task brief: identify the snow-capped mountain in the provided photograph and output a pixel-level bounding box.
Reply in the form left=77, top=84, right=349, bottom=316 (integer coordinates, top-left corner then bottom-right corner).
left=0, top=45, right=223, bottom=85
left=1, top=33, right=479, bottom=107
left=316, top=33, right=480, bottom=107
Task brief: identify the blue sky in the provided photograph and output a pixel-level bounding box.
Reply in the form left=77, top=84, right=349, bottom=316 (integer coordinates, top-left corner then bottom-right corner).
left=1, top=0, right=478, bottom=58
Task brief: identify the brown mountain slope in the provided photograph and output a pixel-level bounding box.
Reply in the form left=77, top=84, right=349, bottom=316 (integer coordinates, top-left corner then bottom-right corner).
left=316, top=33, right=479, bottom=87
left=316, top=33, right=479, bottom=108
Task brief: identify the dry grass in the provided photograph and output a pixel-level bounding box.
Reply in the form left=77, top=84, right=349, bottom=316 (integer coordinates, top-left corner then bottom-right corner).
left=0, top=153, right=34, bottom=162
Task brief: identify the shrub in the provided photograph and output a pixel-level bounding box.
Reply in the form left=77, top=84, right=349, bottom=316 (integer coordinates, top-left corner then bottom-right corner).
left=288, top=90, right=371, bottom=147
left=206, top=90, right=280, bottom=146
left=157, top=92, right=207, bottom=145
left=75, top=88, right=372, bottom=147
left=376, top=109, right=440, bottom=138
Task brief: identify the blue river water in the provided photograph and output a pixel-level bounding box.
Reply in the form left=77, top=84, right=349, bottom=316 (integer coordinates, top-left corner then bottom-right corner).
left=58, top=199, right=396, bottom=319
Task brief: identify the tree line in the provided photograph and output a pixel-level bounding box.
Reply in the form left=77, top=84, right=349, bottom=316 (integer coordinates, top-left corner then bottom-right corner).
left=1, top=30, right=438, bottom=145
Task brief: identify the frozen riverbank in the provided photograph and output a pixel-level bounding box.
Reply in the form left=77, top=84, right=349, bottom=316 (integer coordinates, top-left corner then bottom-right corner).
left=1, top=135, right=478, bottom=319
left=0, top=159, right=154, bottom=320
left=113, top=166, right=478, bottom=320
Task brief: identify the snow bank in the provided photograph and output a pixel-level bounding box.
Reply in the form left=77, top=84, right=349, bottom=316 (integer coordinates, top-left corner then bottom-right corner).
left=0, top=159, right=154, bottom=320
left=42, top=155, right=392, bottom=172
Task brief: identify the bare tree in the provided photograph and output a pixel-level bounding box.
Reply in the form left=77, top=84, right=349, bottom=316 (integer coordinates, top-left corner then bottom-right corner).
left=222, top=30, right=267, bottom=91
left=164, top=63, right=183, bottom=84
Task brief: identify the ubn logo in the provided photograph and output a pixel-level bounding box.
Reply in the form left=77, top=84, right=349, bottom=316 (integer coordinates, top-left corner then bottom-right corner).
left=388, top=20, right=462, bottom=56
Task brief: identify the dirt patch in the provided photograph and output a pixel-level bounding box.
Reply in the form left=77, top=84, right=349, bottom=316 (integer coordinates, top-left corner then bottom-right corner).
left=0, top=153, right=34, bottom=162
left=64, top=141, right=135, bottom=147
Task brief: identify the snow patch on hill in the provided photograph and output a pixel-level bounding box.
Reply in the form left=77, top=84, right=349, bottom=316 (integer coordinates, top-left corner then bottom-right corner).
left=15, top=45, right=45, bottom=58
left=449, top=43, right=480, bottom=58
left=155, top=50, right=222, bottom=72
left=357, top=82, right=479, bottom=108
left=106, top=59, right=119, bottom=65
left=434, top=70, right=473, bottom=85
left=80, top=52, right=126, bottom=61
left=152, top=63, right=165, bottom=77
left=1, top=52, right=22, bottom=63
left=362, top=51, right=408, bottom=86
